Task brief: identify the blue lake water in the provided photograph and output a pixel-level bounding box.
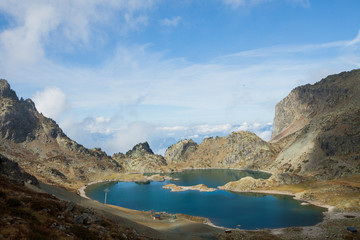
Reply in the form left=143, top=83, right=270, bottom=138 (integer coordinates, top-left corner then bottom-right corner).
left=86, top=169, right=325, bottom=229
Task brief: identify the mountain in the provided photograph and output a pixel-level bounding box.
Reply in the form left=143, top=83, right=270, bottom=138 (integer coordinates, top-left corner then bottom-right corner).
left=164, top=131, right=276, bottom=171
left=0, top=79, right=122, bottom=190
left=112, top=142, right=168, bottom=173
left=0, top=154, right=39, bottom=186
left=0, top=154, right=155, bottom=240
left=164, top=69, right=360, bottom=181
left=1, top=69, right=359, bottom=187
left=269, top=69, right=360, bottom=180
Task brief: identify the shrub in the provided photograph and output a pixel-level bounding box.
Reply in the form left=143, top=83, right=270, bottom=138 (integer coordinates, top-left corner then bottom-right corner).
left=7, top=198, right=21, bottom=207
left=10, top=208, right=39, bottom=223
left=0, top=190, right=6, bottom=199
left=28, top=231, right=51, bottom=240
left=71, top=225, right=97, bottom=240
left=30, top=198, right=61, bottom=212
left=28, top=225, right=53, bottom=240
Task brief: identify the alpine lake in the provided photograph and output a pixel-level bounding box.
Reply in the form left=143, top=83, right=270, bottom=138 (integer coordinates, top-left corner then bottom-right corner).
left=85, top=169, right=326, bottom=229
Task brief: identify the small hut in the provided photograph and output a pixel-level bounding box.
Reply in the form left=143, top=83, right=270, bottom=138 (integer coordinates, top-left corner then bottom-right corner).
left=153, top=214, right=161, bottom=220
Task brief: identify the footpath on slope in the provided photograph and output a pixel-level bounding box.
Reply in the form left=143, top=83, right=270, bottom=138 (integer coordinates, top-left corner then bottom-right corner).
left=39, top=182, right=221, bottom=240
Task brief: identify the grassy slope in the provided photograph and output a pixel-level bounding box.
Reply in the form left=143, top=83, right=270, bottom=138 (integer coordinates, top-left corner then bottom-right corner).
left=0, top=175, right=155, bottom=240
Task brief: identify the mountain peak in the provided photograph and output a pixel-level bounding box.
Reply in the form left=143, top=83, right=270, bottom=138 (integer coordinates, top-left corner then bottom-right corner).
left=0, top=79, right=18, bottom=101
left=126, top=142, right=154, bottom=157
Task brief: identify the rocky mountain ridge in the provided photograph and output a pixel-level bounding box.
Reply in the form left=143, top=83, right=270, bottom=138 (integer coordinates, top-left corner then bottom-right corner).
left=112, top=142, right=168, bottom=173
left=268, top=69, right=360, bottom=180
left=1, top=69, right=359, bottom=190
left=164, top=69, right=360, bottom=182
left=0, top=79, right=122, bottom=190
left=164, top=131, right=276, bottom=171
left=0, top=154, right=39, bottom=186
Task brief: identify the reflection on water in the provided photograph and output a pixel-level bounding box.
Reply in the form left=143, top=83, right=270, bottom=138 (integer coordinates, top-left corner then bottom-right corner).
left=149, top=169, right=271, bottom=188
left=86, top=169, right=325, bottom=229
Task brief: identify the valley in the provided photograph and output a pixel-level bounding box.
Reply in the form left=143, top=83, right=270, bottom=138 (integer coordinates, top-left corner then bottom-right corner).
left=0, top=69, right=359, bottom=239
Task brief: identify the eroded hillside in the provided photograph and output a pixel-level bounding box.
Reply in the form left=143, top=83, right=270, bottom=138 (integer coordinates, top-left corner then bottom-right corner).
left=165, top=70, right=360, bottom=182
left=269, top=69, right=360, bottom=180
left=0, top=80, right=123, bottom=190
left=164, top=131, right=276, bottom=171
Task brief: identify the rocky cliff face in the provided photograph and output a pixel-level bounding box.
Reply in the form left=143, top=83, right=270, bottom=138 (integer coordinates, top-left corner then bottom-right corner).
left=0, top=154, right=39, bottom=186
left=269, top=69, right=360, bottom=179
left=164, top=131, right=276, bottom=170
left=271, top=72, right=353, bottom=141
left=164, top=139, right=198, bottom=164
left=0, top=79, right=122, bottom=190
left=113, top=142, right=167, bottom=173
left=164, top=70, right=360, bottom=182
left=0, top=80, right=39, bottom=143
left=1, top=69, right=359, bottom=189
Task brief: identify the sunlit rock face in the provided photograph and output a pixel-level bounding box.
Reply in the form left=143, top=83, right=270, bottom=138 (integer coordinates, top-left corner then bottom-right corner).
left=0, top=79, right=122, bottom=189
left=164, top=69, right=360, bottom=182
left=113, top=142, right=168, bottom=173
left=269, top=69, right=360, bottom=180
left=164, top=131, right=276, bottom=170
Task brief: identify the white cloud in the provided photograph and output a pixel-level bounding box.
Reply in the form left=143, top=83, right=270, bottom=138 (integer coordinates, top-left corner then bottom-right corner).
left=32, top=86, right=67, bottom=120
left=106, top=122, right=156, bottom=154
left=222, top=0, right=309, bottom=9
left=0, top=0, right=156, bottom=68
left=232, top=122, right=249, bottom=132
left=58, top=119, right=274, bottom=155
left=223, top=0, right=247, bottom=8
left=195, top=124, right=233, bottom=134
left=158, top=126, right=189, bottom=131
left=222, top=0, right=272, bottom=8
left=186, top=134, right=199, bottom=139
left=0, top=5, right=58, bottom=66
left=160, top=16, right=181, bottom=27
left=4, top=31, right=359, bottom=129
left=84, top=117, right=112, bottom=134
left=347, top=30, right=360, bottom=46
left=257, top=130, right=272, bottom=141
left=286, top=0, right=310, bottom=7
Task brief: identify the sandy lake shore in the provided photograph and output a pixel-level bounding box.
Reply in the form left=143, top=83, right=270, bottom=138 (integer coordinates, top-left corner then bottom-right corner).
left=68, top=177, right=360, bottom=239
left=77, top=176, right=334, bottom=229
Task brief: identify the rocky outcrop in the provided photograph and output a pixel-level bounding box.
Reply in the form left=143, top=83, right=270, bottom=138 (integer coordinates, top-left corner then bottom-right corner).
left=163, top=183, right=216, bottom=192
left=164, top=69, right=360, bottom=183
left=0, top=79, right=122, bottom=190
left=271, top=71, right=354, bottom=141
left=0, top=174, right=152, bottom=240
left=1, top=68, right=359, bottom=189
left=219, top=176, right=269, bottom=192
left=164, top=139, right=197, bottom=164
left=164, top=131, right=276, bottom=170
left=0, top=154, right=39, bottom=186
left=269, top=69, right=360, bottom=180
left=126, top=142, right=154, bottom=157
left=113, top=142, right=167, bottom=173
left=0, top=80, right=17, bottom=100
left=0, top=80, right=39, bottom=143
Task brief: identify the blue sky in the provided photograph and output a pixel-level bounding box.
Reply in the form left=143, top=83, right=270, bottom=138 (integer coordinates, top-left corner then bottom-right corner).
left=0, top=0, right=359, bottom=154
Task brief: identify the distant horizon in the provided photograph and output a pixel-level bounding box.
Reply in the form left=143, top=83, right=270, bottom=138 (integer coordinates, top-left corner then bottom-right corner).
left=1, top=0, right=359, bottom=154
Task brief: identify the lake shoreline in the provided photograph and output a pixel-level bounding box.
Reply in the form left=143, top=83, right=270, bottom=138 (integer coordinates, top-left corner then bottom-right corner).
left=78, top=170, right=336, bottom=231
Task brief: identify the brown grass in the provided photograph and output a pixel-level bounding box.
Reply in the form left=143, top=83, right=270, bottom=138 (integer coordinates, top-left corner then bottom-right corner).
left=268, top=174, right=360, bottom=211
left=0, top=175, right=154, bottom=240
left=218, top=229, right=282, bottom=240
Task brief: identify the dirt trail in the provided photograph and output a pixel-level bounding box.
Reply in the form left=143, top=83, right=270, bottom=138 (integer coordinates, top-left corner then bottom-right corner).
left=39, top=182, right=221, bottom=240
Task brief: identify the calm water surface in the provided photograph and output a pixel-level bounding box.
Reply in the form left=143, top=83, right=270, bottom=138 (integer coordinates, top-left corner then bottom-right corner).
left=86, top=169, right=325, bottom=229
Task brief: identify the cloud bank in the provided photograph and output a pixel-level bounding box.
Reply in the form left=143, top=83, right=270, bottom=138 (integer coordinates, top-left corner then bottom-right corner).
left=32, top=86, right=67, bottom=119
left=0, top=0, right=359, bottom=155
